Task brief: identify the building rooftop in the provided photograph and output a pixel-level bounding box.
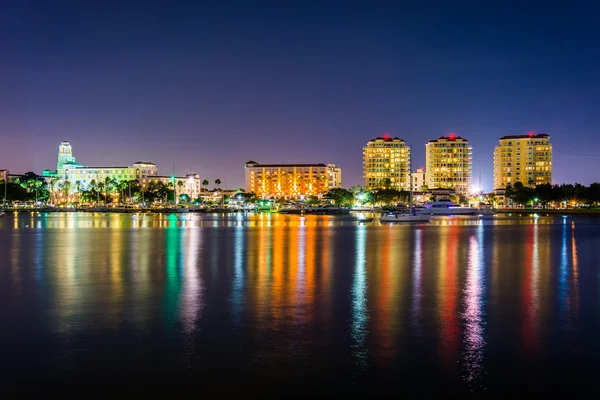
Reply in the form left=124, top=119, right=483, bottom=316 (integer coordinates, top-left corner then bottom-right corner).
left=367, top=134, right=405, bottom=142
left=245, top=162, right=327, bottom=168
left=427, top=134, right=468, bottom=143
left=154, top=175, right=192, bottom=179
left=67, top=166, right=131, bottom=170
left=499, top=133, right=550, bottom=140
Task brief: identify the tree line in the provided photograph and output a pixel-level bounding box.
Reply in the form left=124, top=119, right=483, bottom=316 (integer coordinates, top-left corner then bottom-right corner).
left=1, top=173, right=230, bottom=205
left=505, top=181, right=600, bottom=207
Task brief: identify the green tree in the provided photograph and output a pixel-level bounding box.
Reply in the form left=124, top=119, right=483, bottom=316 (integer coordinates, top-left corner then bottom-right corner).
left=2, top=181, right=29, bottom=201
left=370, top=188, right=407, bottom=206
left=379, top=178, right=392, bottom=189
left=202, top=179, right=209, bottom=191
left=588, top=183, right=600, bottom=206
left=49, top=177, right=60, bottom=205
left=325, top=188, right=354, bottom=207
left=508, top=181, right=534, bottom=207
left=305, top=196, right=320, bottom=206
left=177, top=180, right=184, bottom=194
left=533, top=183, right=555, bottom=208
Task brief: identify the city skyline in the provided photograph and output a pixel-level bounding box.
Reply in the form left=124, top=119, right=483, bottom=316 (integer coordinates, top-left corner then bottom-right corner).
left=2, top=1, right=599, bottom=190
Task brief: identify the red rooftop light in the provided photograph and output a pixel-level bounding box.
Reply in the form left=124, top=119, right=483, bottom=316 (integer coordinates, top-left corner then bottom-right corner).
left=383, top=133, right=390, bottom=140
left=448, top=133, right=456, bottom=140
left=528, top=132, right=534, bottom=137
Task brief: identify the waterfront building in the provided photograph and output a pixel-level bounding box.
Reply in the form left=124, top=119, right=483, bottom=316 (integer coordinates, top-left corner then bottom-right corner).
left=244, top=161, right=329, bottom=199
left=327, top=164, right=342, bottom=189
left=425, top=134, right=472, bottom=196
left=47, top=141, right=201, bottom=200
left=493, top=133, right=552, bottom=190
left=0, top=170, right=25, bottom=183
left=411, top=167, right=426, bottom=192
left=363, top=135, right=411, bottom=191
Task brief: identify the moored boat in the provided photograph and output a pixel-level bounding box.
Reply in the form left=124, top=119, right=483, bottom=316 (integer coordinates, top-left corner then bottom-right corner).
left=418, top=198, right=478, bottom=215
left=380, top=212, right=431, bottom=223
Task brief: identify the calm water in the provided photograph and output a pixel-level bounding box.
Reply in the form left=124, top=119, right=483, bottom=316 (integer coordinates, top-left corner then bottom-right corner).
left=1, top=212, right=599, bottom=396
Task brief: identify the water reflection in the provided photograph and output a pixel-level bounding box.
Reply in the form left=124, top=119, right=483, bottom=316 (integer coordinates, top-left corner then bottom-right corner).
left=163, top=214, right=182, bottom=330
left=182, top=224, right=203, bottom=335
left=352, top=225, right=368, bottom=371
left=411, top=229, right=423, bottom=336
left=0, top=213, right=597, bottom=395
left=438, top=226, right=461, bottom=369
left=462, top=223, right=486, bottom=389
left=230, top=222, right=243, bottom=323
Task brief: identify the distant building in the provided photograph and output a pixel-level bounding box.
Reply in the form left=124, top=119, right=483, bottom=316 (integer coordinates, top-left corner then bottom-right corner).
left=47, top=141, right=201, bottom=199
left=411, top=168, right=426, bottom=192
left=0, top=170, right=24, bottom=183
left=493, top=133, right=552, bottom=190
left=327, top=164, right=342, bottom=189
left=425, top=134, right=472, bottom=196
left=363, top=135, right=411, bottom=191
left=244, top=161, right=329, bottom=199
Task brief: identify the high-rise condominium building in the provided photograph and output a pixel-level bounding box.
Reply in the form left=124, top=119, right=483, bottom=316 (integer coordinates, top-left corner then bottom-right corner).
left=425, top=134, right=472, bottom=196
left=363, top=135, right=410, bottom=191
left=493, top=133, right=552, bottom=190
left=244, top=161, right=334, bottom=199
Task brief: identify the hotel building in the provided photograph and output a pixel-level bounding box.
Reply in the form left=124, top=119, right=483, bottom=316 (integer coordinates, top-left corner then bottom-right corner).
left=46, top=141, right=201, bottom=199
left=493, top=133, right=552, bottom=190
left=244, top=161, right=335, bottom=199
left=363, top=135, right=411, bottom=191
left=425, top=134, right=472, bottom=196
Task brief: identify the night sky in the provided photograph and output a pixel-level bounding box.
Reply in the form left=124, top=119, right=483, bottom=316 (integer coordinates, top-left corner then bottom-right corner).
left=2, top=0, right=599, bottom=190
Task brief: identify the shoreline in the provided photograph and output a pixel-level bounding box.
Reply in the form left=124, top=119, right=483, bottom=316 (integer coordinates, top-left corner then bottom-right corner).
left=496, top=208, right=600, bottom=215
left=3, top=208, right=600, bottom=216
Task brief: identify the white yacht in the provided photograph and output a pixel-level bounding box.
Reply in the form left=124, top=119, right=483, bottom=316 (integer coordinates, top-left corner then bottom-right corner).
left=477, top=204, right=497, bottom=215
left=380, top=212, right=431, bottom=223
left=418, top=198, right=478, bottom=215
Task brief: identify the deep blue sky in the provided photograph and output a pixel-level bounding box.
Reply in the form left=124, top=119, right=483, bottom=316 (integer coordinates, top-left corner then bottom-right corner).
left=2, top=0, right=599, bottom=190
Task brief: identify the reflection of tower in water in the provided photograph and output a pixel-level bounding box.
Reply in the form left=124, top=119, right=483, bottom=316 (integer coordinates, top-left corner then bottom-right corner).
left=351, top=225, right=368, bottom=370
left=162, top=214, right=182, bottom=330
left=411, top=229, right=423, bottom=336
left=462, top=223, right=486, bottom=389
left=181, top=223, right=203, bottom=337
left=438, top=225, right=460, bottom=370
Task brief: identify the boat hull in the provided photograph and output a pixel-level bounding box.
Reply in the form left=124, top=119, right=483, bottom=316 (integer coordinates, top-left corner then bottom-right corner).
left=380, top=214, right=431, bottom=223
left=418, top=208, right=478, bottom=215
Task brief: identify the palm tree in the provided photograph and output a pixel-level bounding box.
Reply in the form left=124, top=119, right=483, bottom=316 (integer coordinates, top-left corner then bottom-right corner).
left=177, top=180, right=184, bottom=204
left=215, top=179, right=221, bottom=190
left=104, top=177, right=116, bottom=204
left=202, top=179, right=209, bottom=191
left=49, top=177, right=59, bottom=205
left=62, top=180, right=71, bottom=204
left=97, top=182, right=105, bottom=204
left=75, top=180, right=81, bottom=203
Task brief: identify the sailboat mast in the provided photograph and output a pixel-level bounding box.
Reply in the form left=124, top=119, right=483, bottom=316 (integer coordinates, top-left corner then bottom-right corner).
left=409, top=145, right=413, bottom=209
